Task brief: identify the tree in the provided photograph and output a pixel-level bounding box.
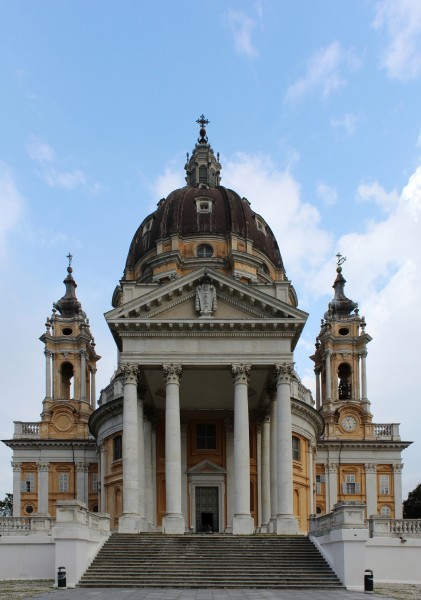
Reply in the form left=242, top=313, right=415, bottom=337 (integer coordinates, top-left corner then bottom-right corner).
left=0, top=493, right=13, bottom=516
left=403, top=483, right=421, bottom=518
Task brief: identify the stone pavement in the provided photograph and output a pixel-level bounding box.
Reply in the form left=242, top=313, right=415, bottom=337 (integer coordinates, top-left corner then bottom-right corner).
left=19, top=588, right=398, bottom=600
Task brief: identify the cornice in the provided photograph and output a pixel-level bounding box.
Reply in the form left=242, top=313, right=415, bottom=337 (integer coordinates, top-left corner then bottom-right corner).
left=2, top=438, right=97, bottom=449
left=291, top=398, right=324, bottom=437
left=89, top=397, right=124, bottom=437
left=317, top=439, right=412, bottom=450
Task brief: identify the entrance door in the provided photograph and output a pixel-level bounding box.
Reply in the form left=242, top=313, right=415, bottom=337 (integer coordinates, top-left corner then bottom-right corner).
left=195, top=487, right=219, bottom=532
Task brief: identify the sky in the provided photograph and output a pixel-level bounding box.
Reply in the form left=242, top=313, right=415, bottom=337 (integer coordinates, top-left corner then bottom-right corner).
left=0, top=0, right=420, bottom=503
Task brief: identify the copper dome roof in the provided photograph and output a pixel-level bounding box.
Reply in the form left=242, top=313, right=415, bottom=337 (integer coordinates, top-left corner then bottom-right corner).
left=125, top=184, right=284, bottom=273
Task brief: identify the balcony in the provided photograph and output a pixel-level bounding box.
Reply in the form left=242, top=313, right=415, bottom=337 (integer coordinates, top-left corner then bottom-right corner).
left=13, top=421, right=40, bottom=439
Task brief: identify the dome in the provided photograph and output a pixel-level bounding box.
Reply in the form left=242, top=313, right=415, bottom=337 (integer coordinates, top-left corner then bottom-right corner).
left=125, top=185, right=284, bottom=273
left=121, top=116, right=287, bottom=291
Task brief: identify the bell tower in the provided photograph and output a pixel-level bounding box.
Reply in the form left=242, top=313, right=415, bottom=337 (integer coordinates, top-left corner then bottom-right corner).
left=39, top=255, right=100, bottom=439
left=311, top=255, right=372, bottom=439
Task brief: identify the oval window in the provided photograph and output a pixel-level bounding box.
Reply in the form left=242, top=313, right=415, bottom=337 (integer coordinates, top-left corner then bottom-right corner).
left=62, top=328, right=73, bottom=336
left=339, top=327, right=349, bottom=336
left=25, top=505, right=34, bottom=514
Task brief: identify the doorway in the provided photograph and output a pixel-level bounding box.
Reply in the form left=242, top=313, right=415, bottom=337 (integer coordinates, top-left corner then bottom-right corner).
left=195, top=487, right=219, bottom=532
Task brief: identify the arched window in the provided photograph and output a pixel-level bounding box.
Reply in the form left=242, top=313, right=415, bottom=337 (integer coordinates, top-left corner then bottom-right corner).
left=292, top=436, right=300, bottom=461
left=380, top=506, right=391, bottom=517
left=61, top=362, right=74, bottom=400
left=196, top=244, right=214, bottom=258
left=338, top=363, right=352, bottom=400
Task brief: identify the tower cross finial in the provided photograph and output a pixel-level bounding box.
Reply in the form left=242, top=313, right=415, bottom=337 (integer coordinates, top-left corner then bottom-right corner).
left=196, top=114, right=210, bottom=128
left=336, top=252, right=346, bottom=267
left=67, top=253, right=73, bottom=267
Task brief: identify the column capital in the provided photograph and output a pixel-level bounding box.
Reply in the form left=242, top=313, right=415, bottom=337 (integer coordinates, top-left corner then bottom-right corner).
left=79, top=349, right=87, bottom=358
left=231, top=364, right=251, bottom=385
left=37, top=461, right=50, bottom=472
left=163, top=363, right=182, bottom=385
left=274, top=363, right=293, bottom=385
left=393, top=463, right=404, bottom=473
left=11, top=461, right=22, bottom=472
left=90, top=365, right=97, bottom=374
left=259, top=409, right=271, bottom=424
left=364, top=463, right=377, bottom=474
left=75, top=461, right=89, bottom=472
left=359, top=349, right=368, bottom=358
left=44, top=349, right=52, bottom=358
left=325, top=462, right=338, bottom=474
left=122, top=363, right=139, bottom=385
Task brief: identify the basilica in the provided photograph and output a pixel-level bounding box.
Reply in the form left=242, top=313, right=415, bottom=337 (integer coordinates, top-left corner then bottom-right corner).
left=4, top=118, right=409, bottom=536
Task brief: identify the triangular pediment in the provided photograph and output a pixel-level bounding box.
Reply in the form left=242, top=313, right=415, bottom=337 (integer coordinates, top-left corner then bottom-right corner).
left=187, top=459, right=227, bottom=475
left=105, top=268, right=307, bottom=323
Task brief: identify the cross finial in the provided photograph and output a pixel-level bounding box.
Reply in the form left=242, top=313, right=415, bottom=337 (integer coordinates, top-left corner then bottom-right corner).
left=336, top=252, right=346, bottom=267
left=196, top=114, right=210, bottom=128
left=67, top=253, right=73, bottom=267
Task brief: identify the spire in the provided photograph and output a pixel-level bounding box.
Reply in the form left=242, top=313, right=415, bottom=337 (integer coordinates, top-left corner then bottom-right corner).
left=54, top=254, right=82, bottom=318
left=324, top=254, right=357, bottom=319
left=185, top=114, right=222, bottom=188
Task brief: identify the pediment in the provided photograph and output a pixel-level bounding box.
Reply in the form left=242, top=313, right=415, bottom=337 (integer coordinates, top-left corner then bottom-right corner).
left=187, top=459, right=227, bottom=475
left=105, top=268, right=307, bottom=324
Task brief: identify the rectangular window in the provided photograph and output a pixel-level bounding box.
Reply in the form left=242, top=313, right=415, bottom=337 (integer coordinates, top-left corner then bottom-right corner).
left=21, top=472, right=35, bottom=493
left=114, top=435, right=123, bottom=460
left=196, top=424, right=217, bottom=450
left=342, top=474, right=361, bottom=495
left=58, top=473, right=69, bottom=493
left=292, top=436, right=300, bottom=461
left=380, top=475, right=390, bottom=495
left=316, top=474, right=325, bottom=494
left=92, top=472, right=98, bottom=494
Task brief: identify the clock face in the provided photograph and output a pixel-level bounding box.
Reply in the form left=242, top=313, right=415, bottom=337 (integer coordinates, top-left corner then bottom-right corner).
left=341, top=415, right=357, bottom=432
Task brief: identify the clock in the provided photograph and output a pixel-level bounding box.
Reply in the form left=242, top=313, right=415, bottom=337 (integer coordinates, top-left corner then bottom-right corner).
left=341, top=415, right=357, bottom=432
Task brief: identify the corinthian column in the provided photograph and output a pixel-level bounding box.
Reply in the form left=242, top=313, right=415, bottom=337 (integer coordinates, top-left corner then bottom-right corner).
left=274, top=364, right=298, bottom=534
left=37, top=462, right=49, bottom=514
left=232, top=364, right=254, bottom=535
left=12, top=462, right=22, bottom=516
left=162, top=364, right=185, bottom=534
left=119, top=364, right=144, bottom=532
left=269, top=387, right=278, bottom=532
left=90, top=366, right=97, bottom=409
left=80, top=350, right=87, bottom=401
left=44, top=350, right=52, bottom=399
left=260, top=409, right=271, bottom=532
left=393, top=464, right=403, bottom=519
left=325, top=350, right=332, bottom=402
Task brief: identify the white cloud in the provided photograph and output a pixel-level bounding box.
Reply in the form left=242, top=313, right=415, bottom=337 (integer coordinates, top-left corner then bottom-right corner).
left=26, top=136, right=101, bottom=194
left=373, top=0, right=421, bottom=81
left=225, top=8, right=259, bottom=58
left=149, top=164, right=185, bottom=202
left=0, top=164, right=24, bottom=261
left=284, top=42, right=359, bottom=104
left=331, top=113, right=357, bottom=136
left=317, top=182, right=338, bottom=206
left=357, top=180, right=399, bottom=211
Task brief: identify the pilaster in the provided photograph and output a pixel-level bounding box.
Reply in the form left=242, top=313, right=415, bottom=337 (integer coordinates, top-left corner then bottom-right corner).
left=12, top=461, right=22, bottom=517
left=37, top=462, right=50, bottom=514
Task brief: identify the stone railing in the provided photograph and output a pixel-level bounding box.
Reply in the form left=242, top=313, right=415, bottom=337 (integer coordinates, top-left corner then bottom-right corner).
left=55, top=500, right=110, bottom=533
left=373, top=423, right=400, bottom=440
left=0, top=515, right=54, bottom=535
left=13, top=421, right=40, bottom=438
left=368, top=516, right=421, bottom=538
left=309, top=501, right=367, bottom=536
left=99, top=376, right=124, bottom=406
left=291, top=380, right=314, bottom=406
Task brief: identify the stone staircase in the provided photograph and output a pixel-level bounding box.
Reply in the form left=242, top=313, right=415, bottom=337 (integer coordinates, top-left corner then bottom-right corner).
left=78, top=533, right=343, bottom=589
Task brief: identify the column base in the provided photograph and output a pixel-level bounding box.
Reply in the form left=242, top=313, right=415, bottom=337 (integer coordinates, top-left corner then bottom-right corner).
left=274, top=514, right=299, bottom=535
left=260, top=522, right=270, bottom=533
left=162, top=513, right=185, bottom=534
left=233, top=514, right=255, bottom=535
left=269, top=517, right=277, bottom=533
left=118, top=514, right=147, bottom=533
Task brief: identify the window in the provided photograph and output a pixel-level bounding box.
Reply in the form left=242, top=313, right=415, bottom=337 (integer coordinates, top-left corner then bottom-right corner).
left=114, top=435, right=123, bottom=460
left=338, top=363, right=352, bottom=400
left=380, top=475, right=390, bottom=495
left=380, top=506, right=391, bottom=517
left=196, top=244, right=214, bottom=258
left=25, top=505, right=34, bottom=514
left=292, top=436, right=300, bottom=461
left=21, top=472, right=35, bottom=493
left=342, top=474, right=361, bottom=495
left=142, top=219, right=153, bottom=235
left=199, top=165, right=207, bottom=183
left=196, top=424, right=217, bottom=450
left=195, top=198, right=212, bottom=213
left=92, top=472, right=98, bottom=494
left=316, top=474, right=325, bottom=494
left=255, top=217, right=266, bottom=234
left=190, top=169, right=196, bottom=185
left=58, top=473, right=69, bottom=493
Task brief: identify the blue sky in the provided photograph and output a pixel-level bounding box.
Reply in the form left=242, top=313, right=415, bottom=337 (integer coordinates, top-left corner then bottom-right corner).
left=1, top=0, right=421, bottom=501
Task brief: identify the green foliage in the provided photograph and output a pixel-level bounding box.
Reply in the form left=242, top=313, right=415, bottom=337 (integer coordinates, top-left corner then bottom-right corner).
left=0, top=492, right=13, bottom=516
left=403, top=483, right=421, bottom=518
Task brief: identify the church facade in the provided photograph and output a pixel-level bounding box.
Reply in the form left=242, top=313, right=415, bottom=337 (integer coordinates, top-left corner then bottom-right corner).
left=3, top=118, right=410, bottom=535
